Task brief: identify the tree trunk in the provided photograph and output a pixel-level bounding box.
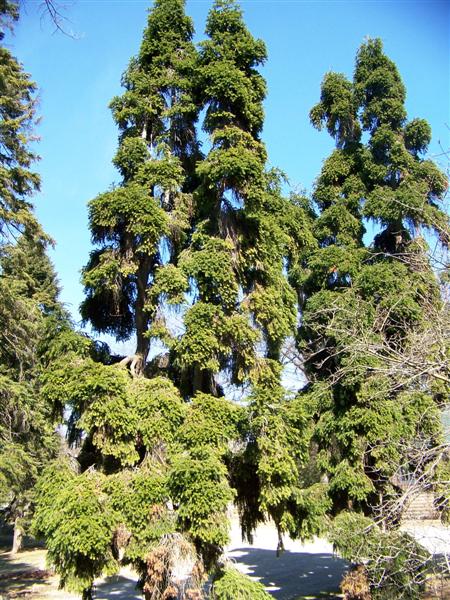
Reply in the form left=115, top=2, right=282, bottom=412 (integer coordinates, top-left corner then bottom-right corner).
left=133, top=259, right=152, bottom=377
left=82, top=587, right=93, bottom=600
left=192, top=366, right=220, bottom=396
left=11, top=516, right=23, bottom=554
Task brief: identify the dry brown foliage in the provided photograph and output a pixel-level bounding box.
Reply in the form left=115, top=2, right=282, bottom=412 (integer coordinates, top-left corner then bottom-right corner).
left=341, top=565, right=371, bottom=600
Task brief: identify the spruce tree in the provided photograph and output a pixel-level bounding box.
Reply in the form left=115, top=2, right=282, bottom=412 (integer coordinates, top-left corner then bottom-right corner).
left=0, top=5, right=67, bottom=552
left=172, top=0, right=318, bottom=547
left=0, top=5, right=46, bottom=244
left=80, top=0, right=200, bottom=376
left=34, top=2, right=235, bottom=597
left=33, top=2, right=318, bottom=597
left=301, top=38, right=449, bottom=597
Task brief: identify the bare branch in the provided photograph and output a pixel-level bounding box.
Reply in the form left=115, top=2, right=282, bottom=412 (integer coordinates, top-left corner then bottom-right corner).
left=36, top=0, right=77, bottom=38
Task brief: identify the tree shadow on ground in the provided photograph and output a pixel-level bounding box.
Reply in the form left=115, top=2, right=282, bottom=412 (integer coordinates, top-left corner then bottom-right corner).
left=0, top=546, right=52, bottom=597
left=0, top=548, right=47, bottom=574
left=94, top=574, right=142, bottom=600
left=0, top=568, right=53, bottom=598
left=227, top=547, right=348, bottom=600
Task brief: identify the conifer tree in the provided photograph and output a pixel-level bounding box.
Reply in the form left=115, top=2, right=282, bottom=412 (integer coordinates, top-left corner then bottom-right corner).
left=173, top=0, right=317, bottom=547
left=0, top=5, right=67, bottom=552
left=34, top=2, right=239, bottom=597
left=0, top=236, right=67, bottom=552
left=301, top=38, right=449, bottom=597
left=80, top=0, right=200, bottom=376
left=34, top=2, right=318, bottom=598
left=0, top=5, right=46, bottom=244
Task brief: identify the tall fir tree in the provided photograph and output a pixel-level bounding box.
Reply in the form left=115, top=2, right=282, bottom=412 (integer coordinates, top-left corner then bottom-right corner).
left=0, top=3, right=67, bottom=552
left=34, top=2, right=239, bottom=598
left=172, top=0, right=317, bottom=545
left=0, top=236, right=68, bottom=552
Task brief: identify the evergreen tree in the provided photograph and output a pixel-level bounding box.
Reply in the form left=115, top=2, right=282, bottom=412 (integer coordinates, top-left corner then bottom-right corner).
left=0, top=5, right=46, bottom=244
left=34, top=2, right=233, bottom=597
left=0, top=1, right=18, bottom=34
left=80, top=0, right=200, bottom=377
left=172, top=0, right=317, bottom=547
left=300, top=38, right=449, bottom=597
left=0, top=236, right=68, bottom=552
left=34, top=2, right=317, bottom=597
left=0, top=5, right=66, bottom=551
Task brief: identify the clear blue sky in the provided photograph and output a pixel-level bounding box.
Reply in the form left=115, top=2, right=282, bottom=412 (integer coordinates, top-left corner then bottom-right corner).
left=6, top=0, right=450, bottom=326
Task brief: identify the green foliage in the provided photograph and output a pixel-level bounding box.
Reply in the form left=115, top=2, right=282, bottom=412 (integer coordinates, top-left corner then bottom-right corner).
left=81, top=0, right=200, bottom=371
left=310, top=71, right=359, bottom=147
left=200, top=0, right=267, bottom=137
left=43, top=361, right=186, bottom=464
left=39, top=13, right=449, bottom=600
left=175, top=302, right=260, bottom=379
left=180, top=234, right=238, bottom=310
left=176, top=303, right=228, bottom=372
left=249, top=280, right=297, bottom=354
left=180, top=392, right=244, bottom=453
left=301, top=37, right=449, bottom=520
left=150, top=263, right=188, bottom=305
left=0, top=376, right=58, bottom=501
left=284, top=483, right=332, bottom=541
left=33, top=462, right=117, bottom=597
left=88, top=185, right=168, bottom=253
left=0, top=236, right=67, bottom=542
left=0, top=1, right=19, bottom=37
left=197, top=127, right=266, bottom=192
left=103, top=466, right=174, bottom=562
left=128, top=376, right=187, bottom=452
left=169, top=447, right=234, bottom=549
left=354, top=38, right=406, bottom=132
left=0, top=44, right=44, bottom=243
left=330, top=512, right=430, bottom=599
left=77, top=366, right=138, bottom=465
left=211, top=565, right=272, bottom=599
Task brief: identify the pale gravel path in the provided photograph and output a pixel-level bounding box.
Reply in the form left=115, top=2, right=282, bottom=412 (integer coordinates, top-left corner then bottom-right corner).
left=94, top=518, right=347, bottom=600
left=400, top=520, right=450, bottom=556
left=225, top=518, right=347, bottom=599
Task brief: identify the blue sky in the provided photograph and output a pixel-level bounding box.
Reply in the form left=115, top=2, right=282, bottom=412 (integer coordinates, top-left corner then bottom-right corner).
left=6, top=0, right=450, bottom=327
